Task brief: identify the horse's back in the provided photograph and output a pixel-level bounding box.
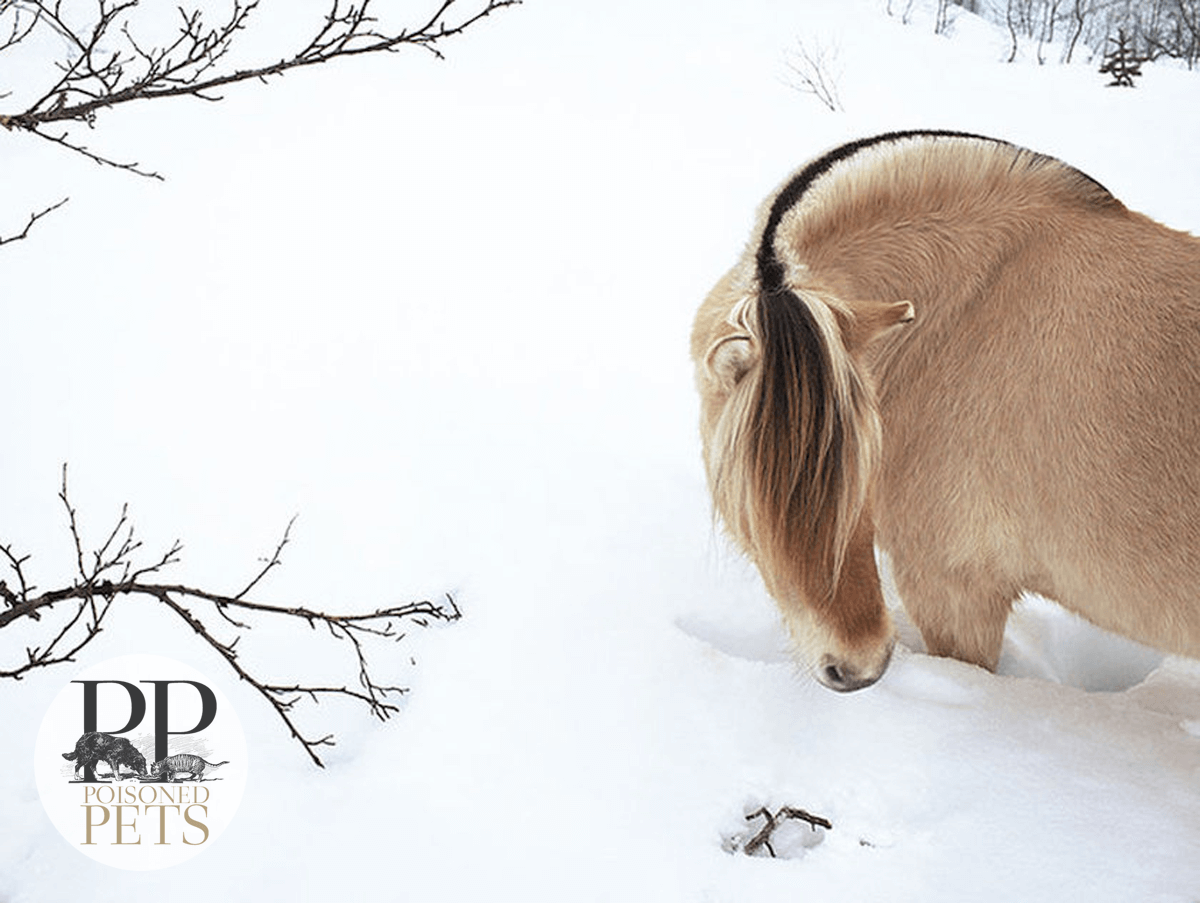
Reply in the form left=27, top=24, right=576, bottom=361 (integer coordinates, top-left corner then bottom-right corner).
left=875, top=201, right=1200, bottom=657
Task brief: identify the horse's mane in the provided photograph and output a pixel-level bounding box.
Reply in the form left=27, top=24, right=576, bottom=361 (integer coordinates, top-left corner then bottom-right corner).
left=708, top=132, right=1119, bottom=609
left=763, top=131, right=1116, bottom=249
left=708, top=276, right=880, bottom=608
left=767, top=132, right=1119, bottom=265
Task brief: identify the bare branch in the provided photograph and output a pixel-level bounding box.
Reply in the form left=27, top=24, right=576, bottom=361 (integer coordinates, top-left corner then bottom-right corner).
left=234, top=513, right=296, bottom=600
left=784, top=38, right=843, bottom=113
left=0, top=1, right=39, bottom=53
left=0, top=468, right=460, bottom=766
left=0, top=0, right=521, bottom=174
left=22, top=122, right=164, bottom=178
left=0, top=196, right=69, bottom=245
left=739, top=805, right=833, bottom=858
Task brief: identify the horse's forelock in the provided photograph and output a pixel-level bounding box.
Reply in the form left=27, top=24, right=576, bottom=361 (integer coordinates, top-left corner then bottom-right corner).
left=708, top=281, right=879, bottom=608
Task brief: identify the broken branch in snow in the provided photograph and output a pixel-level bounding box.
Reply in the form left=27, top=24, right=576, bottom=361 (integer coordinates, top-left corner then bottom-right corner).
left=0, top=464, right=460, bottom=767
left=740, top=805, right=833, bottom=858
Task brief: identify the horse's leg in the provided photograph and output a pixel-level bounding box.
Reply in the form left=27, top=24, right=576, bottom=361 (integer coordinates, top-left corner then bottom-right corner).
left=891, top=560, right=1015, bottom=671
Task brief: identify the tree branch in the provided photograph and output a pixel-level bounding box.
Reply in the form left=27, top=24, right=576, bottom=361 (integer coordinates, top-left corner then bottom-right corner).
left=740, top=806, right=833, bottom=858
left=0, top=196, right=69, bottom=245
left=1, top=465, right=460, bottom=767
left=0, top=0, right=520, bottom=175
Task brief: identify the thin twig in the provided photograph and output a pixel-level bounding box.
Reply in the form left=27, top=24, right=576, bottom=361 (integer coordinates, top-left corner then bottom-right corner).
left=234, top=514, right=296, bottom=600
left=0, top=197, right=69, bottom=245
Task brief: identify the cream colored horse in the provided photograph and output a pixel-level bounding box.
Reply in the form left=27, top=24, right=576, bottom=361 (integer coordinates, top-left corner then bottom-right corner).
left=692, top=130, right=1200, bottom=690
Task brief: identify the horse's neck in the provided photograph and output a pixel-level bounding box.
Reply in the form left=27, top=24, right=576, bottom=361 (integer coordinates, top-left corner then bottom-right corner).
left=777, top=145, right=1076, bottom=315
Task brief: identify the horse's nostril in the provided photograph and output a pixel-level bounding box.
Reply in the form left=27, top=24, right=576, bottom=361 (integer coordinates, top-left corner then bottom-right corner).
left=817, top=654, right=883, bottom=692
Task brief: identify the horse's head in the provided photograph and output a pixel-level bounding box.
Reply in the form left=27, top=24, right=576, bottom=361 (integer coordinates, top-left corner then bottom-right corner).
left=692, top=268, right=913, bottom=691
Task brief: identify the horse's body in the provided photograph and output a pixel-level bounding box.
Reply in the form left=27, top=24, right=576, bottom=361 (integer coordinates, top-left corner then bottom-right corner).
left=692, top=131, right=1200, bottom=690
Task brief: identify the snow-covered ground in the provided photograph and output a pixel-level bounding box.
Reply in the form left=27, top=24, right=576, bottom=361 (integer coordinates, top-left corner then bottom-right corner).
left=3, top=0, right=1199, bottom=900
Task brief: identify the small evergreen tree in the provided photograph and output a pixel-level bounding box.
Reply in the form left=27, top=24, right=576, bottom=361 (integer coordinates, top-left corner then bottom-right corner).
left=1100, top=29, right=1148, bottom=87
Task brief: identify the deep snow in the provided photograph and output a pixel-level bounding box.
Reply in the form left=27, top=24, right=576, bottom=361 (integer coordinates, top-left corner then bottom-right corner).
left=2, top=1, right=1199, bottom=900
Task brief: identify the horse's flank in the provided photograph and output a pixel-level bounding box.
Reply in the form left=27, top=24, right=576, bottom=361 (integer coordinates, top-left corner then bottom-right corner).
left=692, top=131, right=1200, bottom=689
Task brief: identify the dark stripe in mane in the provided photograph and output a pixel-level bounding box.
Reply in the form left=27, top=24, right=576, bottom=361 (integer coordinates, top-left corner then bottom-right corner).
left=756, top=130, right=992, bottom=290
left=753, top=129, right=1114, bottom=293
left=741, top=130, right=1115, bottom=604
left=745, top=132, right=1008, bottom=602
left=750, top=135, right=997, bottom=486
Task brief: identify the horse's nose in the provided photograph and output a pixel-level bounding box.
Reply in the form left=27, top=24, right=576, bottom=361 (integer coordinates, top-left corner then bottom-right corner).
left=817, top=654, right=885, bottom=692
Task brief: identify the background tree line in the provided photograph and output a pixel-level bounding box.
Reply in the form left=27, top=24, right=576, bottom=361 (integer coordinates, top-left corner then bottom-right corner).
left=930, top=0, right=1200, bottom=66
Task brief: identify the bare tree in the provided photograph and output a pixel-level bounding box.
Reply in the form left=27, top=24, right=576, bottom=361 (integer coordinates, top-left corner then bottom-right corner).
left=1099, top=26, right=1148, bottom=83
left=1163, top=0, right=1200, bottom=68
left=885, top=0, right=919, bottom=25
left=0, top=0, right=520, bottom=238
left=1035, top=0, right=1062, bottom=63
left=1064, top=0, right=1088, bottom=63
left=936, top=0, right=954, bottom=35
left=784, top=38, right=844, bottom=112
left=2, top=466, right=461, bottom=766
left=1006, top=0, right=1022, bottom=61
left=932, top=0, right=1200, bottom=68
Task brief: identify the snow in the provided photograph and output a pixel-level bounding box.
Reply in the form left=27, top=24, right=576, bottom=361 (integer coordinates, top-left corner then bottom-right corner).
left=3, top=0, right=1199, bottom=900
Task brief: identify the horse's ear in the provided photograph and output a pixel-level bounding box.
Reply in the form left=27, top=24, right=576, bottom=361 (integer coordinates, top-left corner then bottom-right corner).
left=838, top=300, right=915, bottom=352
left=706, top=335, right=758, bottom=388
left=875, top=300, right=916, bottom=329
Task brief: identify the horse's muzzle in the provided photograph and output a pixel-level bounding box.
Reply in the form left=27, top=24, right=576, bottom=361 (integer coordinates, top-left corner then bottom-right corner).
left=817, top=643, right=893, bottom=692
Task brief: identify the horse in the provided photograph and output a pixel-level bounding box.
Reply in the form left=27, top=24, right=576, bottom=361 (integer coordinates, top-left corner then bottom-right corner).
left=691, top=130, right=1200, bottom=691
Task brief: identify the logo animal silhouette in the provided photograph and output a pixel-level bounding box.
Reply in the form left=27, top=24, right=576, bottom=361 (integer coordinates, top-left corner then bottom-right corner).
left=62, top=731, right=147, bottom=779
left=147, top=753, right=229, bottom=781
